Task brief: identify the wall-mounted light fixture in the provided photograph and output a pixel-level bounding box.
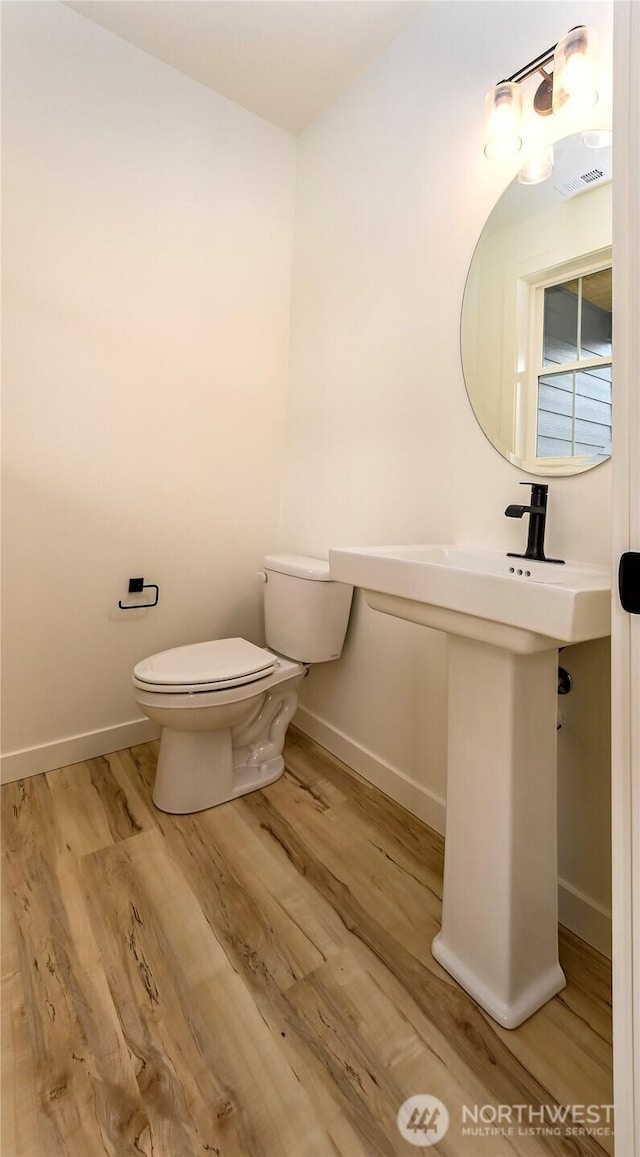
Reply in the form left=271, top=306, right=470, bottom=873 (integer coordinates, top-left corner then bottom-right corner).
left=484, top=26, right=603, bottom=183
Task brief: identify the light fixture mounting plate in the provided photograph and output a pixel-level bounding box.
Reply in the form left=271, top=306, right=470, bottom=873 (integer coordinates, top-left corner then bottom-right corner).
left=533, top=75, right=554, bottom=116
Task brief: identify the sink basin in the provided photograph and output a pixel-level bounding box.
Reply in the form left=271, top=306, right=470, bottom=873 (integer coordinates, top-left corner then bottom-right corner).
left=329, top=544, right=611, bottom=653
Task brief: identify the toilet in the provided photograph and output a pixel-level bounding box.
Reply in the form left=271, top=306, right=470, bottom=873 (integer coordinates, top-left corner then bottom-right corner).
left=133, top=556, right=353, bottom=813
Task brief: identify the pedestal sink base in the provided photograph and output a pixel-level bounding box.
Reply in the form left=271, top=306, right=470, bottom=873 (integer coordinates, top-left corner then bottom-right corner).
left=434, top=637, right=566, bottom=1028
left=432, top=935, right=565, bottom=1029
left=328, top=544, right=610, bottom=1028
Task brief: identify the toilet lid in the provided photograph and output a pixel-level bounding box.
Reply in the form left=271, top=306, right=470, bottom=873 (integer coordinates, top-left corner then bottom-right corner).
left=133, top=638, right=279, bottom=691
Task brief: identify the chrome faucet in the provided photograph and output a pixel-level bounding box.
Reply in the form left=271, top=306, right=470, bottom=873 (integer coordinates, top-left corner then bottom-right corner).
left=505, top=483, right=565, bottom=565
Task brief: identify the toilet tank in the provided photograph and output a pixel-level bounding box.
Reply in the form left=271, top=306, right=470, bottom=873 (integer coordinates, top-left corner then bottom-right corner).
left=263, top=555, right=353, bottom=663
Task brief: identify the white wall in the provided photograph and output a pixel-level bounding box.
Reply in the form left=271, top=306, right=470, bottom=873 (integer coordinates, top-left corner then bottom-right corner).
left=1, top=2, right=297, bottom=777
left=281, top=0, right=613, bottom=951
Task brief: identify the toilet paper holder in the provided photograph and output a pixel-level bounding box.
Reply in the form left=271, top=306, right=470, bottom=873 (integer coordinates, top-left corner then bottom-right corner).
left=118, top=577, right=159, bottom=610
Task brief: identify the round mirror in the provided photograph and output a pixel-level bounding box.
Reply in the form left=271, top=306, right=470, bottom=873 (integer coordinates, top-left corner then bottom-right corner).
left=461, top=132, right=612, bottom=475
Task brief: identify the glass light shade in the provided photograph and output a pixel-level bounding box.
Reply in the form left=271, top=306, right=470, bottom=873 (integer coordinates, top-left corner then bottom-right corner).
left=583, top=128, right=612, bottom=148
left=518, top=144, right=554, bottom=185
left=552, top=26, right=598, bottom=118
left=484, top=82, right=523, bottom=159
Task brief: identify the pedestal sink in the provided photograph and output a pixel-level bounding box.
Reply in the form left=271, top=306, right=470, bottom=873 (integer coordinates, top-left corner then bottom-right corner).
left=329, top=545, right=611, bottom=1027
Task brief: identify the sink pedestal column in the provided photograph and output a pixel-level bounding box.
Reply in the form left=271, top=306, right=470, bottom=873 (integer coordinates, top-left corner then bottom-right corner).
left=432, top=636, right=565, bottom=1028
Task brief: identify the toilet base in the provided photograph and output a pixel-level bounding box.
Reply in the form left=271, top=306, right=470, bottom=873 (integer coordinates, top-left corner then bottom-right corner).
left=152, top=726, right=286, bottom=814
left=147, top=682, right=301, bottom=814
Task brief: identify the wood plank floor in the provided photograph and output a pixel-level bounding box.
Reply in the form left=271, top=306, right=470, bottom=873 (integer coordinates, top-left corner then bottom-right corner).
left=1, top=728, right=613, bottom=1156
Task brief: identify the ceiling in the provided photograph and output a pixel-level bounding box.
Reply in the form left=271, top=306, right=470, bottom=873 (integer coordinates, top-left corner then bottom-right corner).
left=65, top=1, right=423, bottom=135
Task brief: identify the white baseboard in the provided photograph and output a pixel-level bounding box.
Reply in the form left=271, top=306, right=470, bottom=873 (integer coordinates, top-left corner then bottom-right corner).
left=294, top=706, right=612, bottom=961
left=293, top=705, right=447, bottom=836
left=0, top=718, right=161, bottom=784
left=558, top=878, right=612, bottom=959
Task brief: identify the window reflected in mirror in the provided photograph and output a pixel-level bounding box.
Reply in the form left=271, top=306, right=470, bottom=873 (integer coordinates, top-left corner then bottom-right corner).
left=537, top=266, right=612, bottom=459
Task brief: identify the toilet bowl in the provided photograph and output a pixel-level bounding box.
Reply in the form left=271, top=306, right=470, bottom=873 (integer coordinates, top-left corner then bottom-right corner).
left=132, top=557, right=353, bottom=813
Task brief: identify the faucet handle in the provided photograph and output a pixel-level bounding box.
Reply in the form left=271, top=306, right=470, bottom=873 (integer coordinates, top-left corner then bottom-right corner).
left=520, top=481, right=548, bottom=505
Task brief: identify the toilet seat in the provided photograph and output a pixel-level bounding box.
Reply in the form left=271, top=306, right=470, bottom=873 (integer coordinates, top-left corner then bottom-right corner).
left=133, top=637, right=280, bottom=694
